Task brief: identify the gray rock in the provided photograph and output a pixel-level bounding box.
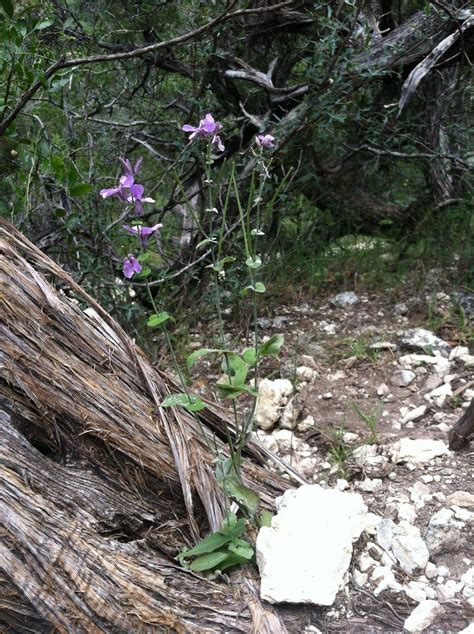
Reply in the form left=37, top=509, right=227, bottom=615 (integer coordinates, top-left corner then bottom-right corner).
left=394, top=302, right=409, bottom=316
left=399, top=328, right=451, bottom=357
left=391, top=369, right=416, bottom=387
left=424, top=507, right=464, bottom=555
left=376, top=519, right=396, bottom=551
left=272, top=315, right=291, bottom=328
left=423, top=375, right=443, bottom=392
left=256, top=485, right=368, bottom=605
left=391, top=521, right=430, bottom=575
left=451, top=292, right=474, bottom=317
left=330, top=291, right=360, bottom=308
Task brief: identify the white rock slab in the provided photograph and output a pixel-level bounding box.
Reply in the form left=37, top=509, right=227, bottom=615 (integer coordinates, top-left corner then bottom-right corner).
left=399, top=353, right=451, bottom=377
left=404, top=600, right=444, bottom=633
left=389, top=438, right=449, bottom=464
left=255, top=378, right=293, bottom=430
left=256, top=485, right=367, bottom=605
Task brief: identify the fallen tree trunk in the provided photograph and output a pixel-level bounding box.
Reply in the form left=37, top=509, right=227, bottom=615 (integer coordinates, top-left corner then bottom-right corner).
left=0, top=219, right=298, bottom=632
left=1, top=411, right=286, bottom=633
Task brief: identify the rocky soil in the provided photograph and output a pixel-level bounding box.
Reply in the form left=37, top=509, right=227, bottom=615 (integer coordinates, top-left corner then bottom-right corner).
left=187, top=287, right=473, bottom=633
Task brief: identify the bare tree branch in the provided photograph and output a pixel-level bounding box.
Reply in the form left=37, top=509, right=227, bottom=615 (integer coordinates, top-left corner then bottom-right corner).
left=0, top=0, right=302, bottom=136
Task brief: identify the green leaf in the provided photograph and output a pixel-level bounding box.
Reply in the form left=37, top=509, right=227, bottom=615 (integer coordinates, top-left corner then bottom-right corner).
left=242, top=282, right=266, bottom=295
left=225, top=479, right=260, bottom=516
left=245, top=255, right=262, bottom=270
left=216, top=458, right=260, bottom=516
left=215, top=382, right=257, bottom=400
left=180, top=532, right=231, bottom=559
left=147, top=312, right=172, bottom=328
left=228, top=539, right=254, bottom=560
left=70, top=183, right=92, bottom=197
left=160, top=393, right=205, bottom=412
left=216, top=551, right=250, bottom=572
left=135, top=267, right=151, bottom=278
left=242, top=348, right=257, bottom=365
left=259, top=510, right=273, bottom=528
left=223, top=353, right=249, bottom=386
left=258, top=334, right=284, bottom=357
left=137, top=251, right=152, bottom=263
left=64, top=214, right=79, bottom=230
left=34, top=18, right=55, bottom=30
left=186, top=348, right=222, bottom=370
left=0, top=0, right=14, bottom=18
left=196, top=237, right=217, bottom=250
left=189, top=551, right=229, bottom=572
left=207, top=256, right=235, bottom=272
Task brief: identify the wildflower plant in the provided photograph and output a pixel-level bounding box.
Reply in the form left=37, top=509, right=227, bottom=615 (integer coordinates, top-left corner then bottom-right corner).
left=100, top=114, right=283, bottom=573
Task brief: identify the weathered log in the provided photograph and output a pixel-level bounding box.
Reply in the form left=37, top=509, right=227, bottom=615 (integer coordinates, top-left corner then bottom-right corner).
left=449, top=399, right=474, bottom=450
left=0, top=219, right=299, bottom=631
left=1, top=411, right=287, bottom=633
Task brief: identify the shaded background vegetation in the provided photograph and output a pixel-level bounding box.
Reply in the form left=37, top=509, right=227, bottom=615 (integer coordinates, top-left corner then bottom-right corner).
left=0, top=0, right=472, bottom=334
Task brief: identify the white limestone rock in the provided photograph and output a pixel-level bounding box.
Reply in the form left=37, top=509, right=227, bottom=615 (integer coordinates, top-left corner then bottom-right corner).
left=404, top=600, right=444, bottom=633
left=389, top=438, right=449, bottom=464
left=399, top=353, right=451, bottom=377
left=461, top=568, right=474, bottom=599
left=296, top=365, right=317, bottom=383
left=371, top=565, right=402, bottom=595
left=279, top=398, right=297, bottom=430
left=297, top=415, right=315, bottom=433
left=446, top=491, right=474, bottom=508
left=401, top=405, right=427, bottom=424
left=255, top=379, right=294, bottom=430
left=425, top=382, right=452, bottom=408
left=330, top=291, right=360, bottom=308
left=272, top=429, right=297, bottom=454
left=256, top=485, right=367, bottom=605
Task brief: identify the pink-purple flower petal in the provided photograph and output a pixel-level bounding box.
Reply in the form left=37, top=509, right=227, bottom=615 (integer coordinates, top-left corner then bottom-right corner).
left=123, top=254, right=142, bottom=279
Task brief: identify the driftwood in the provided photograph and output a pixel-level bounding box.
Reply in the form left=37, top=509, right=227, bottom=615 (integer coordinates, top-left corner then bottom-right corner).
left=449, top=399, right=474, bottom=451
left=0, top=219, right=299, bottom=632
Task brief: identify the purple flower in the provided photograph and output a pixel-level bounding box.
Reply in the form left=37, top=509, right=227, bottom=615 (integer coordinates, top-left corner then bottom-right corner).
left=256, top=134, right=275, bottom=149
left=123, top=254, right=142, bottom=279
left=182, top=113, right=225, bottom=152
left=99, top=156, right=144, bottom=200
left=126, top=183, right=155, bottom=216
left=122, top=223, right=163, bottom=245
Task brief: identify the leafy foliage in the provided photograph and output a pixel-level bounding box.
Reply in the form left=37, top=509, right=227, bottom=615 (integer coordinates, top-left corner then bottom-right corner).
left=178, top=512, right=254, bottom=573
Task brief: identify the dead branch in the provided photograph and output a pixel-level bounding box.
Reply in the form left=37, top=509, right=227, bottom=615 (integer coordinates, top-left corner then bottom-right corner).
left=399, top=13, right=474, bottom=113
left=449, top=399, right=474, bottom=450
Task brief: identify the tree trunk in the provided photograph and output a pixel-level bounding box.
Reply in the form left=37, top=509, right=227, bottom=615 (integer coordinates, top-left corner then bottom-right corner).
left=449, top=399, right=474, bottom=450
left=0, top=219, right=299, bottom=632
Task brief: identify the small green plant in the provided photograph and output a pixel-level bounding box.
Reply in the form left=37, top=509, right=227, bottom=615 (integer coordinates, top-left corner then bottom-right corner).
left=178, top=512, right=254, bottom=573
left=99, top=118, right=281, bottom=572
left=352, top=402, right=380, bottom=445
left=328, top=426, right=351, bottom=475
left=338, top=336, right=380, bottom=364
